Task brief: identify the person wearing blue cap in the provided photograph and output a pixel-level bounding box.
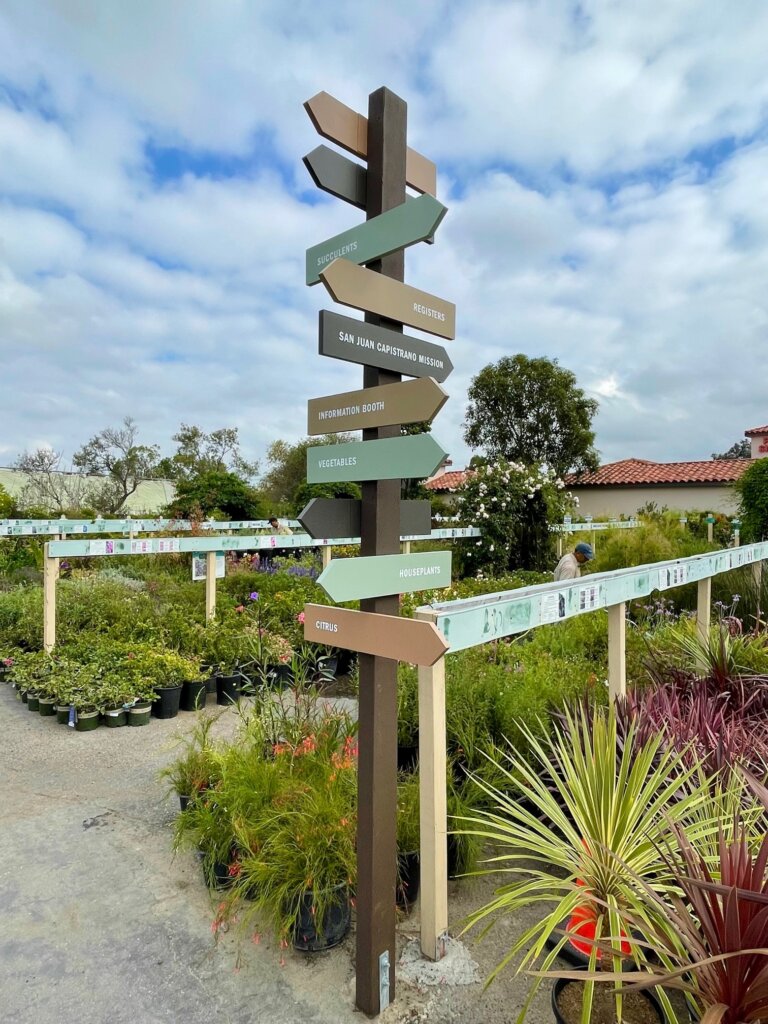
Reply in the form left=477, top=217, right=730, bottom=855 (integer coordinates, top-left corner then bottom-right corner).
left=554, top=541, right=594, bottom=581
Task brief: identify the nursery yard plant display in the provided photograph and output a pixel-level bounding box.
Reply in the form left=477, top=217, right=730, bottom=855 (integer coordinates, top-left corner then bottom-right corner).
left=302, top=86, right=452, bottom=1015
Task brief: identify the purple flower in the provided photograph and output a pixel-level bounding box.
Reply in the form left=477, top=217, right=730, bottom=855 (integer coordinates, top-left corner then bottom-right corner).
left=249, top=592, right=259, bottom=601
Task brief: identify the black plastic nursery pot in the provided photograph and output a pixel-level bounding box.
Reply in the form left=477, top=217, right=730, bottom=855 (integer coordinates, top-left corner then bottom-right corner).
left=267, top=664, right=293, bottom=689
left=26, top=692, right=40, bottom=712
left=397, top=742, right=419, bottom=773
left=293, top=885, right=352, bottom=953
left=129, top=702, right=151, bottom=726
left=19, top=689, right=28, bottom=704
left=216, top=674, right=241, bottom=706
left=396, top=851, right=420, bottom=910
left=204, top=675, right=218, bottom=695
left=55, top=705, right=71, bottom=725
left=180, top=679, right=207, bottom=712
left=38, top=697, right=56, bottom=717
left=103, top=706, right=128, bottom=728
left=551, top=971, right=665, bottom=1024
left=74, top=708, right=100, bottom=733
left=152, top=684, right=183, bottom=720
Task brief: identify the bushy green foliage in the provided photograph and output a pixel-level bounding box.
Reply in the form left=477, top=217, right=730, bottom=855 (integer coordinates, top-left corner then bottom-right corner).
left=457, top=461, right=575, bottom=574
left=736, top=457, right=768, bottom=541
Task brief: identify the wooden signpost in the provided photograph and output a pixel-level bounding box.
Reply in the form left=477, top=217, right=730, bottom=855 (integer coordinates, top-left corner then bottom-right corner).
left=304, top=604, right=448, bottom=666
left=319, top=258, right=456, bottom=339
left=306, top=432, right=447, bottom=484
left=306, top=193, right=446, bottom=284
left=316, top=551, right=452, bottom=603
left=307, top=376, right=447, bottom=435
left=299, top=497, right=432, bottom=540
left=319, top=310, right=453, bottom=382
left=302, top=86, right=453, bottom=1016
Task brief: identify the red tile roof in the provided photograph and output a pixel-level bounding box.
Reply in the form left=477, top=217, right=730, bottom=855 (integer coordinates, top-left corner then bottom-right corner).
left=745, top=425, right=768, bottom=436
left=424, top=470, right=471, bottom=491
left=567, top=458, right=750, bottom=487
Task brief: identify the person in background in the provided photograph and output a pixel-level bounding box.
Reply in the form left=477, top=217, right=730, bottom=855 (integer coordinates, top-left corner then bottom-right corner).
left=554, top=541, right=594, bottom=581
left=268, top=516, right=292, bottom=537
left=267, top=515, right=292, bottom=565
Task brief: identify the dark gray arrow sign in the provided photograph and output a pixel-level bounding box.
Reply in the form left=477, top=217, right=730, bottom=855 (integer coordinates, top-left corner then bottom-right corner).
left=303, top=145, right=366, bottom=209
left=299, top=498, right=431, bottom=539
left=319, top=310, right=454, bottom=382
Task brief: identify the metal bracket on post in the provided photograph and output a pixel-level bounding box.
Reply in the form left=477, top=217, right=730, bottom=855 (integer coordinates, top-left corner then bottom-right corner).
left=378, top=950, right=391, bottom=1012
left=321, top=544, right=332, bottom=570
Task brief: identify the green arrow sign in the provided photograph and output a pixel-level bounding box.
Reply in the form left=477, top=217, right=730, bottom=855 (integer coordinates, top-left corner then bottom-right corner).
left=317, top=551, right=452, bottom=602
left=307, top=433, right=447, bottom=484
left=306, top=193, right=446, bottom=285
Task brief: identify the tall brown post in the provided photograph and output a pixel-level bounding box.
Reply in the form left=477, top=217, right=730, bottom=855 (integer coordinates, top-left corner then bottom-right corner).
left=356, top=86, right=406, bottom=1016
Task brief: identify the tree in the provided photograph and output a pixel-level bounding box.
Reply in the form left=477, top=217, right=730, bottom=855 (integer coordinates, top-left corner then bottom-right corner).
left=0, top=483, right=15, bottom=518
left=155, top=424, right=258, bottom=482
left=712, top=439, right=750, bottom=460
left=14, top=448, right=92, bottom=513
left=260, top=434, right=353, bottom=512
left=735, top=458, right=768, bottom=542
left=463, top=355, right=599, bottom=475
left=72, top=417, right=161, bottom=514
left=167, top=470, right=266, bottom=521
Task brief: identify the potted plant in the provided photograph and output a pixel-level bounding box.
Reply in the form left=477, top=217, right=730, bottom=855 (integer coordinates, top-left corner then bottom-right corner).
left=173, top=784, right=237, bottom=889
left=222, top=710, right=358, bottom=953
left=456, top=705, right=718, bottom=1023
left=151, top=650, right=196, bottom=719
left=180, top=661, right=208, bottom=712
left=396, top=772, right=421, bottom=910
left=159, top=713, right=224, bottom=810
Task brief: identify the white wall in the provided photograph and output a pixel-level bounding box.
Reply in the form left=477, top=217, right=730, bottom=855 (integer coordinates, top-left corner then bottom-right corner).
left=751, top=436, right=768, bottom=459
left=570, top=484, right=739, bottom=518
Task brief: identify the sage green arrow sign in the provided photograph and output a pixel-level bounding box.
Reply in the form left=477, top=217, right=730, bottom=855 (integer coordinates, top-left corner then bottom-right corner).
left=307, top=377, right=447, bottom=435
left=306, top=193, right=446, bottom=285
left=307, top=433, right=446, bottom=484
left=317, top=551, right=452, bottom=602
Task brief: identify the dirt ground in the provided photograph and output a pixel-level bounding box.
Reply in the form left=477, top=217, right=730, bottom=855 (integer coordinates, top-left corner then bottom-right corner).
left=1, top=688, right=555, bottom=1024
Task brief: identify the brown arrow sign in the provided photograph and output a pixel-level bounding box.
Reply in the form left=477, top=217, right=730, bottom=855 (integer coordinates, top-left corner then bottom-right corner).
left=304, top=91, right=436, bottom=197
left=307, top=377, right=447, bottom=435
left=320, top=258, right=456, bottom=340
left=303, top=604, right=448, bottom=666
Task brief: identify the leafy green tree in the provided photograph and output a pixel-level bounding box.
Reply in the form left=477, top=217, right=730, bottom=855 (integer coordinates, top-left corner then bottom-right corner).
left=156, top=424, right=258, bottom=481
left=736, top=458, right=768, bottom=541
left=260, top=434, right=353, bottom=512
left=73, top=417, right=160, bottom=514
left=711, top=439, right=750, bottom=460
left=457, top=460, right=575, bottom=573
left=0, top=483, right=15, bottom=518
left=167, top=470, right=266, bottom=520
left=463, top=355, right=599, bottom=475
left=292, top=481, right=361, bottom=514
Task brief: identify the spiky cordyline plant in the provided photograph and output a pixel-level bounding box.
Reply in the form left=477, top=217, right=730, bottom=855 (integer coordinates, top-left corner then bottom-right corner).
left=544, top=824, right=768, bottom=1024
left=457, top=704, right=721, bottom=1024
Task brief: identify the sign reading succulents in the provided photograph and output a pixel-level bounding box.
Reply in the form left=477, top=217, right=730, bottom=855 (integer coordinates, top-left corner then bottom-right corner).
left=300, top=87, right=454, bottom=1016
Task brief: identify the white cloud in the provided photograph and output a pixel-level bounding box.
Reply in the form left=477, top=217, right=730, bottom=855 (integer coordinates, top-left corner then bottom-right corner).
left=1, top=0, right=767, bottom=481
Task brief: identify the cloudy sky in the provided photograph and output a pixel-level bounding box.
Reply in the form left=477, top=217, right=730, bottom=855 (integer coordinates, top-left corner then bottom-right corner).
left=1, top=0, right=767, bottom=478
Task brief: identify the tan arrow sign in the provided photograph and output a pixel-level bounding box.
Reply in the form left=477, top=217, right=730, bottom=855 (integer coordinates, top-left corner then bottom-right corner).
left=320, top=258, right=456, bottom=340
left=303, top=604, right=448, bottom=666
left=307, top=377, right=447, bottom=435
left=304, top=91, right=437, bottom=197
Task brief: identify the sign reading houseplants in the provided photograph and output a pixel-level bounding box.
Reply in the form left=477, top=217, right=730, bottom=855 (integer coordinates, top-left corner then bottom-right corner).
left=301, top=87, right=453, bottom=1015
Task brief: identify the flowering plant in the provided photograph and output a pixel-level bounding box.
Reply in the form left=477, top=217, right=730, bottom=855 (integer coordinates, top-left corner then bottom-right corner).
left=457, top=460, right=575, bottom=575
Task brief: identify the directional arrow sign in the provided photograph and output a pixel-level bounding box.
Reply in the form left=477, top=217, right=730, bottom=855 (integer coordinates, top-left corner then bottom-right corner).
left=304, top=144, right=367, bottom=209
left=304, top=91, right=437, bottom=196
left=319, top=310, right=453, bottom=382
left=316, top=551, right=452, bottom=602
left=306, top=193, right=446, bottom=285
left=320, top=259, right=455, bottom=339
left=307, top=433, right=446, bottom=484
left=307, top=377, right=447, bottom=435
left=304, top=604, right=448, bottom=666
left=299, top=498, right=431, bottom=540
